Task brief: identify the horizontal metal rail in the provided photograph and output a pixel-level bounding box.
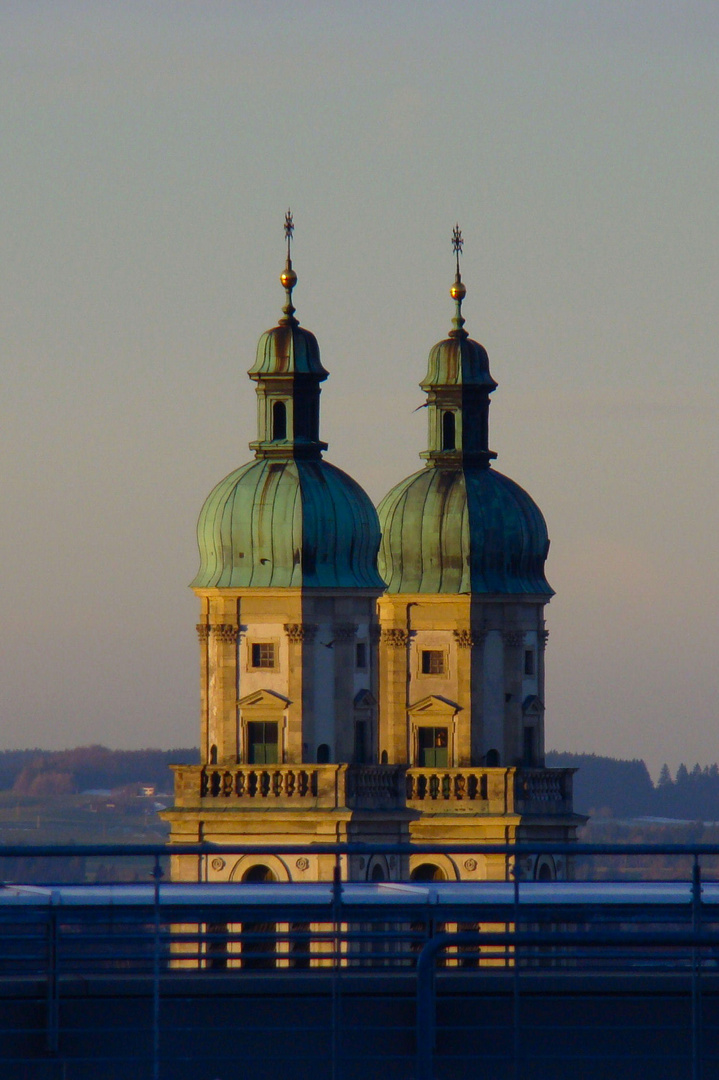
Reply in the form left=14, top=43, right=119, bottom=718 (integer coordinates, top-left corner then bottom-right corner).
left=5, top=840, right=719, bottom=857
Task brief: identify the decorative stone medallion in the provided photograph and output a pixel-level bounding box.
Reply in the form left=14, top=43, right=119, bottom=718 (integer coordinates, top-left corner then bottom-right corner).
left=295, top=857, right=310, bottom=871
left=210, top=857, right=226, bottom=871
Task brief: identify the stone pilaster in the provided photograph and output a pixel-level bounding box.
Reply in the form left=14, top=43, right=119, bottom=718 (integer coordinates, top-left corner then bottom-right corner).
left=334, top=622, right=357, bottom=762
left=378, top=615, right=409, bottom=764
left=196, top=622, right=210, bottom=763
left=208, top=616, right=240, bottom=764
left=502, top=628, right=524, bottom=765
left=284, top=623, right=315, bottom=762
left=453, top=627, right=475, bottom=766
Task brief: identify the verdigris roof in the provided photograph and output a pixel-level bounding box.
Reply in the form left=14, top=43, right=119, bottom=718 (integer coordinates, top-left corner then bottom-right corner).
left=377, top=465, right=552, bottom=596
left=192, top=457, right=384, bottom=590
left=248, top=322, right=328, bottom=379
left=421, top=334, right=497, bottom=391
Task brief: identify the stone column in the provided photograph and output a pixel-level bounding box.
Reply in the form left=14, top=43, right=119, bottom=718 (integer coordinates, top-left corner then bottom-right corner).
left=453, top=628, right=475, bottom=766
left=502, top=629, right=524, bottom=766
left=284, top=622, right=316, bottom=762
left=378, top=621, right=409, bottom=764
left=196, top=622, right=211, bottom=763
left=208, top=620, right=240, bottom=764
left=537, top=625, right=549, bottom=765
left=334, top=622, right=357, bottom=762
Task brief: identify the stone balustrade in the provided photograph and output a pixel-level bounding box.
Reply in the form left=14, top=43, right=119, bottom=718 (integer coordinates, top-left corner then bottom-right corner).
left=514, top=768, right=572, bottom=814
left=171, top=764, right=574, bottom=815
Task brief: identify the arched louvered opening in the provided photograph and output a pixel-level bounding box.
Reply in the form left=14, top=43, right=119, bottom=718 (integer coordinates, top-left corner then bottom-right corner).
left=272, top=400, right=287, bottom=441
left=442, top=410, right=456, bottom=451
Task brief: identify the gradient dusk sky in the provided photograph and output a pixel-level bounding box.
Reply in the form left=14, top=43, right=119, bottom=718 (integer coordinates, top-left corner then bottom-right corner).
left=1, top=1, right=717, bottom=776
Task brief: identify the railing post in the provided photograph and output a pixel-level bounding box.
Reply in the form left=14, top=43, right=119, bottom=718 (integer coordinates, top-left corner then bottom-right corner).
left=152, top=853, right=163, bottom=1080
left=331, top=856, right=342, bottom=1080
left=416, top=932, right=480, bottom=1080
left=512, top=857, right=522, bottom=1080
left=45, top=897, right=59, bottom=1054
left=692, top=854, right=702, bottom=1080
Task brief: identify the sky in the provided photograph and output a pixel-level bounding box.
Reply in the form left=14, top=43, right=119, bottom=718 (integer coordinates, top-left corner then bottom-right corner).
left=0, top=1, right=717, bottom=778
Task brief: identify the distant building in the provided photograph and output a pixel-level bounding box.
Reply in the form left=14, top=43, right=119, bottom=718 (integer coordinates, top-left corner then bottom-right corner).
left=164, top=222, right=580, bottom=885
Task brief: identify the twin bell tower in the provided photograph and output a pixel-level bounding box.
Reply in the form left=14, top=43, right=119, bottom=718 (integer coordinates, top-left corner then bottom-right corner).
left=164, top=215, right=579, bottom=886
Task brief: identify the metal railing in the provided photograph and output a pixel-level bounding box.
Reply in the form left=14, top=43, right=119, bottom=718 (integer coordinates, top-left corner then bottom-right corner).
left=1, top=841, right=719, bottom=1079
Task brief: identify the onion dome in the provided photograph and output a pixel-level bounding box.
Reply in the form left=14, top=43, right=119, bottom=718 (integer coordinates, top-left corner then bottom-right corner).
left=192, top=211, right=383, bottom=591
left=377, top=465, right=551, bottom=595
left=377, top=225, right=551, bottom=596
left=192, top=458, right=383, bottom=589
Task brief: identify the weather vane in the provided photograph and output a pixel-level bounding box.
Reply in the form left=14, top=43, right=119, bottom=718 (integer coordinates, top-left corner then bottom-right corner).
left=451, top=223, right=464, bottom=276
left=284, top=208, right=294, bottom=261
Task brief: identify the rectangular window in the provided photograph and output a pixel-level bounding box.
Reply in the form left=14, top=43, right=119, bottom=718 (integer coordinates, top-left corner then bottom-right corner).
left=523, top=726, right=536, bottom=767
left=524, top=649, right=535, bottom=677
left=355, top=642, right=367, bottom=669
left=251, top=642, right=276, bottom=669
left=247, top=721, right=279, bottom=764
left=354, top=720, right=368, bottom=764
left=421, top=649, right=445, bottom=675
left=418, top=726, right=448, bottom=768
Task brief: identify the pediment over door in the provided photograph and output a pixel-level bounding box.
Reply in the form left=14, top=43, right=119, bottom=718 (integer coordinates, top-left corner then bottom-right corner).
left=407, top=694, right=461, bottom=718
left=354, top=689, right=376, bottom=710
left=237, top=689, right=291, bottom=713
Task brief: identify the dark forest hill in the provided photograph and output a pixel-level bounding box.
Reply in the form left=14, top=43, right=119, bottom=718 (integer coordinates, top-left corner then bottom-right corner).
left=0, top=745, right=199, bottom=796
left=0, top=747, right=716, bottom=821
left=547, top=751, right=719, bottom=821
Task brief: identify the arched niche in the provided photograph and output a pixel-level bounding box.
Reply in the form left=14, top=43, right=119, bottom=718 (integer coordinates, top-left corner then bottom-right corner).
left=408, top=853, right=459, bottom=882
left=367, top=856, right=390, bottom=882
left=229, top=853, right=291, bottom=883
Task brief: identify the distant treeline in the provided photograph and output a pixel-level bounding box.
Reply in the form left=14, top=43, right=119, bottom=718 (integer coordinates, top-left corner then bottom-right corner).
left=547, top=751, right=719, bottom=821
left=0, top=745, right=199, bottom=796
left=1, top=746, right=717, bottom=820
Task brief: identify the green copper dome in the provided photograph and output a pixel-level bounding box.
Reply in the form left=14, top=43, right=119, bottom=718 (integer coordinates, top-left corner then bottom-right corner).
left=192, top=457, right=384, bottom=590
left=422, top=334, right=497, bottom=392
left=377, top=465, right=552, bottom=596
left=249, top=322, right=329, bottom=379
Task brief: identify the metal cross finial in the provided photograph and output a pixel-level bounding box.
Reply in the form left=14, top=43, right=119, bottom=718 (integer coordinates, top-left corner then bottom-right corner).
left=284, top=208, right=294, bottom=260
left=451, top=223, right=464, bottom=276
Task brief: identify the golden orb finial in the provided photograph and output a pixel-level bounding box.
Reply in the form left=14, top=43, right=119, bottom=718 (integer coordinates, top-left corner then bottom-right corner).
left=280, top=266, right=297, bottom=290
left=450, top=278, right=466, bottom=301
